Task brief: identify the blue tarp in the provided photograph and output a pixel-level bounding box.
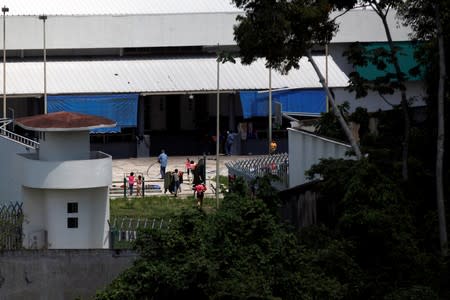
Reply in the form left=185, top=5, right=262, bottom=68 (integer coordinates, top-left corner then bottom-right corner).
left=48, top=94, right=139, bottom=133
left=239, top=89, right=326, bottom=119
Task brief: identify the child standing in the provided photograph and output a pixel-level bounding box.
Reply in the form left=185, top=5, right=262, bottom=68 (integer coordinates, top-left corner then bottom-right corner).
left=128, top=172, right=135, bottom=196
left=194, top=183, right=207, bottom=208
left=185, top=158, right=191, bottom=181
left=136, top=175, right=143, bottom=196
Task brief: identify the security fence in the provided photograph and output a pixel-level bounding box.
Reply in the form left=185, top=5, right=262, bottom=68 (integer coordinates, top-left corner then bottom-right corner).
left=226, top=153, right=289, bottom=190
left=0, top=202, right=24, bottom=250
left=109, top=216, right=171, bottom=249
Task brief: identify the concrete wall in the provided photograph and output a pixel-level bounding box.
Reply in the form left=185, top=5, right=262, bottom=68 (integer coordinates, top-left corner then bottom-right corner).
left=0, top=250, right=137, bottom=300
left=0, top=137, right=34, bottom=204
left=17, top=152, right=112, bottom=189
left=39, top=131, right=90, bottom=161
left=3, top=9, right=410, bottom=51
left=5, top=13, right=239, bottom=50
left=330, top=8, right=411, bottom=43
left=288, top=128, right=353, bottom=188
left=22, top=188, right=110, bottom=249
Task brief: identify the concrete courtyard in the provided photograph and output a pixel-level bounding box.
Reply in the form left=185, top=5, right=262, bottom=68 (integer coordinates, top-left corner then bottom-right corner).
left=111, top=155, right=250, bottom=197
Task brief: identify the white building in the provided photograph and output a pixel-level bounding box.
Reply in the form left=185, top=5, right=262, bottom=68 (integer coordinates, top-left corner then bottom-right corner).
left=11, top=111, right=115, bottom=249
left=0, top=0, right=423, bottom=157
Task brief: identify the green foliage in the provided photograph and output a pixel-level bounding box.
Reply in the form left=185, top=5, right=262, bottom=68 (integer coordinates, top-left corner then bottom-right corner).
left=315, top=102, right=350, bottom=141
left=232, top=0, right=342, bottom=72
left=97, top=180, right=358, bottom=300
left=307, top=158, right=443, bottom=298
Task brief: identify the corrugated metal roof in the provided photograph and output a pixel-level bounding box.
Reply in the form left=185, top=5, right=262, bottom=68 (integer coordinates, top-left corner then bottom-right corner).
left=2, top=0, right=242, bottom=16
left=1, top=56, right=348, bottom=96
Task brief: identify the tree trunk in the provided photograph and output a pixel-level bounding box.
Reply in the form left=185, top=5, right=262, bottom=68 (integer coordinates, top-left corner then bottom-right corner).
left=379, top=11, right=411, bottom=181
left=307, top=51, right=363, bottom=159
left=434, top=2, right=448, bottom=256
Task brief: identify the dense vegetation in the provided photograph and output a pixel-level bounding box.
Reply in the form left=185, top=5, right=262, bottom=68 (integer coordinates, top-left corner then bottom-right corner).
left=98, top=169, right=449, bottom=299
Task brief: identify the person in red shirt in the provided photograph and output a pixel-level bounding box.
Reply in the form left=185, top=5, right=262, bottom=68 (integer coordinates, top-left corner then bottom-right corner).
left=128, top=172, right=135, bottom=196
left=194, top=183, right=207, bottom=208
left=185, top=158, right=191, bottom=181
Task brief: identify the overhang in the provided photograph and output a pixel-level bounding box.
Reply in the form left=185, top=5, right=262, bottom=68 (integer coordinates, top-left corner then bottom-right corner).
left=1, top=56, right=348, bottom=96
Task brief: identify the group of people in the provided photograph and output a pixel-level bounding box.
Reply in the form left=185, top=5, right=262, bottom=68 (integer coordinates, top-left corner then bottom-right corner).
left=163, top=168, right=183, bottom=197
left=127, top=172, right=143, bottom=197
left=157, top=150, right=207, bottom=207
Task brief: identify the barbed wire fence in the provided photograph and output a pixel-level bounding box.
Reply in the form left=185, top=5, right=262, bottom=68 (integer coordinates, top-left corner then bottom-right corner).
left=0, top=202, right=24, bottom=250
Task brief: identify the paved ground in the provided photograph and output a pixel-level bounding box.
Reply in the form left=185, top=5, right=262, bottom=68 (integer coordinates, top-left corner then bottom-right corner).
left=111, top=155, right=249, bottom=197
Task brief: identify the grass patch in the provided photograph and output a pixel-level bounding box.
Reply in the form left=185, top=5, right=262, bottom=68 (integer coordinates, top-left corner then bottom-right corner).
left=110, top=196, right=218, bottom=249
left=111, top=195, right=217, bottom=219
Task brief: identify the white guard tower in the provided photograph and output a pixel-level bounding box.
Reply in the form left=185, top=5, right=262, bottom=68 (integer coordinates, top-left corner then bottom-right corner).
left=15, top=112, right=116, bottom=249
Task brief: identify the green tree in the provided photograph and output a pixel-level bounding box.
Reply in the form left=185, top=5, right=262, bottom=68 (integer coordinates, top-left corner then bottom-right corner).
left=232, top=0, right=363, bottom=159
left=307, top=158, right=441, bottom=298
left=96, top=178, right=360, bottom=299
left=399, top=0, right=449, bottom=257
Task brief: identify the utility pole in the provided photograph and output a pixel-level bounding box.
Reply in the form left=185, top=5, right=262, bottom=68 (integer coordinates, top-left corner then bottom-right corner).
left=2, top=6, right=9, bottom=119
left=39, top=15, right=48, bottom=114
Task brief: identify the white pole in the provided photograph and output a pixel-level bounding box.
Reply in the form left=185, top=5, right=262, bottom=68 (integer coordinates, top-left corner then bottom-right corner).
left=39, top=15, right=48, bottom=114
left=215, top=52, right=220, bottom=208
left=2, top=6, right=9, bottom=119
left=268, top=67, right=272, bottom=154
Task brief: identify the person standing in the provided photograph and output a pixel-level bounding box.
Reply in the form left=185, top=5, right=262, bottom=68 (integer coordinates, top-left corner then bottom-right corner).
left=136, top=175, right=143, bottom=196
left=270, top=140, right=277, bottom=154
left=172, top=169, right=180, bottom=197
left=185, top=158, right=191, bottom=181
left=127, top=172, right=135, bottom=196
left=158, top=149, right=168, bottom=179
left=226, top=131, right=235, bottom=155
left=194, top=183, right=207, bottom=208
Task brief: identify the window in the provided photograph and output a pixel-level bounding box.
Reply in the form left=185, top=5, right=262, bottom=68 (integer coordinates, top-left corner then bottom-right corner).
left=67, top=202, right=78, bottom=213
left=67, top=217, right=78, bottom=228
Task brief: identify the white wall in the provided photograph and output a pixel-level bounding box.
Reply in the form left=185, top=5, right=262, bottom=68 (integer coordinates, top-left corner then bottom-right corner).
left=5, top=13, right=239, bottom=50
left=0, top=137, right=34, bottom=204
left=23, top=188, right=109, bottom=249
left=333, top=82, right=426, bottom=113
left=331, top=8, right=411, bottom=43
left=329, top=43, right=426, bottom=113
left=3, top=9, right=410, bottom=51
left=22, top=188, right=46, bottom=248
left=18, top=152, right=112, bottom=189
left=288, top=128, right=353, bottom=188
left=44, top=189, right=109, bottom=249
left=39, top=131, right=90, bottom=161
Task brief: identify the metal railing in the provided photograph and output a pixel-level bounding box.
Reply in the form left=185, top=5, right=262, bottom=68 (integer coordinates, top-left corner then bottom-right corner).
left=0, top=126, right=39, bottom=150
left=109, top=217, right=171, bottom=248
left=226, top=153, right=289, bottom=190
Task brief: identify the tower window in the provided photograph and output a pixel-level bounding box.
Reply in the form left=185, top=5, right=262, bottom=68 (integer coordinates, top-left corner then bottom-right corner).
left=67, top=202, right=78, bottom=213
left=67, top=217, right=78, bottom=228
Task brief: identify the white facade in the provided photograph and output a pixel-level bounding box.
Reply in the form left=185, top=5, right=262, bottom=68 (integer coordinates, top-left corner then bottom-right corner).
left=6, top=13, right=238, bottom=50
